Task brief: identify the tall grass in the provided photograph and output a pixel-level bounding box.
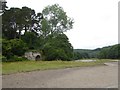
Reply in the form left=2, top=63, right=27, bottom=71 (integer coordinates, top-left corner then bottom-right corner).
left=2, top=59, right=112, bottom=75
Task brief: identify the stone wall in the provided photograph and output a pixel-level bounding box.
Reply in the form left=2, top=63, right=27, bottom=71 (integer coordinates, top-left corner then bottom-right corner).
left=25, top=51, right=41, bottom=61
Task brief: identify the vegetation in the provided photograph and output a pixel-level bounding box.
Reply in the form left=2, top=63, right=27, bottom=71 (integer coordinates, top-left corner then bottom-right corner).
left=43, top=34, right=73, bottom=61
left=97, top=44, right=120, bottom=59
left=73, top=44, right=120, bottom=60
left=42, top=4, right=74, bottom=35
left=2, top=59, right=112, bottom=75
left=2, top=4, right=74, bottom=61
left=2, top=2, right=119, bottom=62
left=1, top=2, right=119, bottom=75
left=2, top=39, right=28, bottom=60
left=73, top=49, right=100, bottom=59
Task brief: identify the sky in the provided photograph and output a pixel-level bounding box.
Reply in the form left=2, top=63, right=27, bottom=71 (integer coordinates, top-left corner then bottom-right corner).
left=6, top=0, right=119, bottom=49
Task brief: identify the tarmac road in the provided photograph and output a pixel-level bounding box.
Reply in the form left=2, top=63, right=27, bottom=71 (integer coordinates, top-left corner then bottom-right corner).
left=2, top=62, right=118, bottom=88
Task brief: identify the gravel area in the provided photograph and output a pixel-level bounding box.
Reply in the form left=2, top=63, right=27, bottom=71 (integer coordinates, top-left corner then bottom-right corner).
left=2, top=62, right=118, bottom=88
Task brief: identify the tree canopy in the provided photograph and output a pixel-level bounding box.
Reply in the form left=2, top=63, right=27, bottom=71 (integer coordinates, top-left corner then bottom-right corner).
left=2, top=4, right=74, bottom=61
left=43, top=34, right=73, bottom=61
left=74, top=44, right=120, bottom=60
left=42, top=4, right=74, bottom=35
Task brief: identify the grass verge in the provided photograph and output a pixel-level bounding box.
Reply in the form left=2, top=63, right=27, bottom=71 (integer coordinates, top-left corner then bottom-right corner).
left=2, top=59, right=114, bottom=75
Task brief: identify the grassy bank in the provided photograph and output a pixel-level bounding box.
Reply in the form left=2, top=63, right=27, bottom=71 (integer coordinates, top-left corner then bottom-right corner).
left=2, top=59, right=113, bottom=75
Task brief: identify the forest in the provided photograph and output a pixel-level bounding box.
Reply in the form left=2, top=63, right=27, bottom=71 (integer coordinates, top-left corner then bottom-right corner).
left=74, top=44, right=120, bottom=60
left=1, top=2, right=119, bottom=62
left=2, top=3, right=74, bottom=62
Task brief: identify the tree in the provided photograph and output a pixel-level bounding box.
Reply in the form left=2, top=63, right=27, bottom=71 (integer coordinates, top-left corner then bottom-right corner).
left=42, top=4, right=74, bottom=35
left=20, top=7, right=36, bottom=33
left=107, top=44, right=120, bottom=59
left=10, top=39, right=28, bottom=56
left=40, top=18, right=50, bottom=38
left=2, top=4, right=74, bottom=61
left=33, top=12, right=43, bottom=35
left=2, top=7, right=42, bottom=39
left=73, top=52, right=82, bottom=60
left=21, top=32, right=38, bottom=49
left=97, top=47, right=109, bottom=59
left=43, top=34, right=73, bottom=61
left=97, top=44, right=120, bottom=59
left=2, top=39, right=12, bottom=59
left=2, top=8, right=21, bottom=39
left=2, top=39, right=28, bottom=59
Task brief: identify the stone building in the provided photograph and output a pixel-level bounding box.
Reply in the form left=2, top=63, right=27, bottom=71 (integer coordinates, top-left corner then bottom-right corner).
left=25, top=51, right=41, bottom=61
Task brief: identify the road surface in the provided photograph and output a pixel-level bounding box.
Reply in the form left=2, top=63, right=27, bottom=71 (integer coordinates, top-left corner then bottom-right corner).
left=2, top=62, right=118, bottom=88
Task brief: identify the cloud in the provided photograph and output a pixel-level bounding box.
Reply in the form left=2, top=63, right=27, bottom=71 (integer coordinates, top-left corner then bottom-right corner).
left=7, top=0, right=118, bottom=49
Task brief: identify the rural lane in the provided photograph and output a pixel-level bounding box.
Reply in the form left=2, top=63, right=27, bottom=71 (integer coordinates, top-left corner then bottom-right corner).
left=2, top=62, right=118, bottom=88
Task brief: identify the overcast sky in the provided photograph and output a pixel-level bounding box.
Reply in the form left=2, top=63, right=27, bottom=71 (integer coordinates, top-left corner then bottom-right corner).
left=6, top=0, right=119, bottom=49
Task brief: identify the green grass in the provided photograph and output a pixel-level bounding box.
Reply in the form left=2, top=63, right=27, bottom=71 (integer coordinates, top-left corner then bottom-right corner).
left=2, top=59, right=114, bottom=75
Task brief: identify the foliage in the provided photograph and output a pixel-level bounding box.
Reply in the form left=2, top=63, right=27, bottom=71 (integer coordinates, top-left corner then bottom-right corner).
left=2, top=4, right=74, bottom=61
left=1, top=56, right=7, bottom=62
left=2, top=8, right=20, bottom=39
left=74, top=44, right=120, bottom=60
left=2, top=7, right=42, bottom=39
left=73, top=52, right=89, bottom=60
left=3, top=3, right=119, bottom=61
left=7, top=56, right=28, bottom=62
left=73, top=44, right=120, bottom=60
left=2, top=55, right=28, bottom=62
left=2, top=39, right=28, bottom=59
left=2, top=39, right=13, bottom=59
left=40, top=18, right=50, bottom=38
left=21, top=32, right=38, bottom=49
left=42, top=4, right=74, bottom=35
left=73, top=52, right=82, bottom=60
left=10, top=39, right=28, bottom=56
left=43, top=34, right=73, bottom=61
left=97, top=44, right=120, bottom=59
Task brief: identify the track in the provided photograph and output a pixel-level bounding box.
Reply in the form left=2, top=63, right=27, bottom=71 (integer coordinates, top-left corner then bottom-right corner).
left=2, top=62, right=118, bottom=88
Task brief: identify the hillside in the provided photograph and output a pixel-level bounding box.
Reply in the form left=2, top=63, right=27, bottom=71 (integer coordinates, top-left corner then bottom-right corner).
left=73, top=44, right=120, bottom=59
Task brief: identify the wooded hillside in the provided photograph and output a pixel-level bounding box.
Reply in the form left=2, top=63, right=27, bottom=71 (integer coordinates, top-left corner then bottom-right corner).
left=74, top=44, right=120, bottom=60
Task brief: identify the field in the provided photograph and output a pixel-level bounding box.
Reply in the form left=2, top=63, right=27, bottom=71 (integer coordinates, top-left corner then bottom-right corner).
left=2, top=59, right=115, bottom=75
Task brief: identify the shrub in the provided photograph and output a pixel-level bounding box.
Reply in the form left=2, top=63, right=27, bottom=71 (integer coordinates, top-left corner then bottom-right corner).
left=43, top=34, right=73, bottom=61
left=7, top=56, right=29, bottom=62
left=2, top=55, right=28, bottom=62
left=2, top=39, right=28, bottom=59
left=1, top=56, right=7, bottom=62
left=10, top=39, right=28, bottom=56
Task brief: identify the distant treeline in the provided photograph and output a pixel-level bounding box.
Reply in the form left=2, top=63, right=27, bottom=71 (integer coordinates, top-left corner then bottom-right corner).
left=74, top=44, right=120, bottom=60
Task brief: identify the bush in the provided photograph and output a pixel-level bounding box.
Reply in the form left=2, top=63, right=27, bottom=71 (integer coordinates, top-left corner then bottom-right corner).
left=1, top=56, right=7, bottom=62
left=2, top=39, right=28, bottom=59
left=3, top=56, right=28, bottom=62
left=2, top=39, right=12, bottom=59
left=43, top=34, right=73, bottom=61
left=10, top=56, right=28, bottom=62
left=10, top=39, right=28, bottom=56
